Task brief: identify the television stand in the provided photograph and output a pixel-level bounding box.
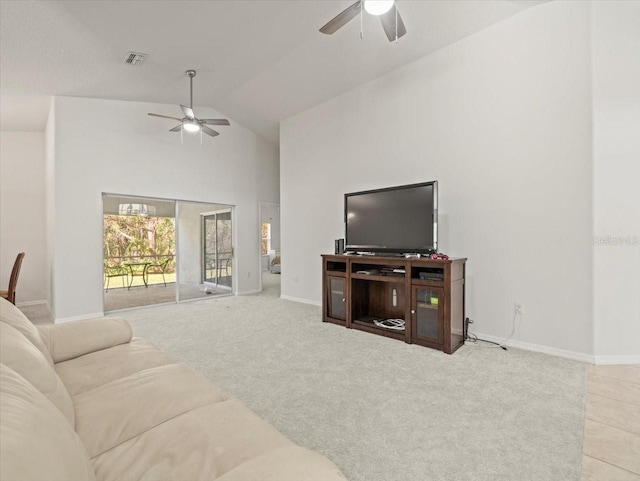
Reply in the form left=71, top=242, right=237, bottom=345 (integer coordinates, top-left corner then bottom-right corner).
left=322, top=254, right=466, bottom=354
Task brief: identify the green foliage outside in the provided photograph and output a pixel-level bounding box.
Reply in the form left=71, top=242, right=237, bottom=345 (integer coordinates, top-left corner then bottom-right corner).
left=103, top=215, right=176, bottom=274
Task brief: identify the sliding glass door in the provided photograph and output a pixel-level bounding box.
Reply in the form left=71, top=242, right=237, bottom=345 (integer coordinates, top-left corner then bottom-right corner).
left=102, top=194, right=176, bottom=312
left=203, top=210, right=233, bottom=289
left=103, top=194, right=234, bottom=312
left=177, top=202, right=233, bottom=302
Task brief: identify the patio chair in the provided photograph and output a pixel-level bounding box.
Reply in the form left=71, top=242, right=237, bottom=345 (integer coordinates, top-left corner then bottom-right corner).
left=104, top=261, right=128, bottom=291
left=145, top=258, right=171, bottom=287
left=1, top=252, right=25, bottom=305
left=217, top=257, right=232, bottom=280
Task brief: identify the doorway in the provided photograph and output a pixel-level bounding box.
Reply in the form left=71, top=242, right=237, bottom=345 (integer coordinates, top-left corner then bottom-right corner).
left=259, top=202, right=280, bottom=296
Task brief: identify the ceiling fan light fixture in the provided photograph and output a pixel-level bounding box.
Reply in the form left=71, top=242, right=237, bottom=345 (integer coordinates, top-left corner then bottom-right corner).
left=183, top=120, right=200, bottom=133
left=148, top=69, right=229, bottom=141
left=364, top=0, right=394, bottom=16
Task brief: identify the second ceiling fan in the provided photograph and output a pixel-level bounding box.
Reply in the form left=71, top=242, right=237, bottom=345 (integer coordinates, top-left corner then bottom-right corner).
left=320, top=0, right=406, bottom=42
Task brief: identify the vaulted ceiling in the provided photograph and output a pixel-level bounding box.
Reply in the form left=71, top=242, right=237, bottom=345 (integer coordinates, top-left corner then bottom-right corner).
left=0, top=0, right=543, bottom=144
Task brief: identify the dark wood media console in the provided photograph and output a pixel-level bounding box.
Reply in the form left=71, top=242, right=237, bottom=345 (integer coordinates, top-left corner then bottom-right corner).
left=322, top=254, right=467, bottom=354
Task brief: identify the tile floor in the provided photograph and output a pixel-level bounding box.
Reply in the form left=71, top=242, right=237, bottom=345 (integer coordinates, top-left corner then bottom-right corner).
left=582, top=364, right=640, bottom=481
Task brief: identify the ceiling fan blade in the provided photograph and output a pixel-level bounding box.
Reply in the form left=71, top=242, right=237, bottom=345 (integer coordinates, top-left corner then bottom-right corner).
left=320, top=1, right=361, bottom=35
left=201, top=125, right=220, bottom=138
left=180, top=105, right=195, bottom=119
left=200, top=119, right=230, bottom=126
left=169, top=125, right=182, bottom=132
left=148, top=113, right=183, bottom=121
left=380, top=5, right=407, bottom=42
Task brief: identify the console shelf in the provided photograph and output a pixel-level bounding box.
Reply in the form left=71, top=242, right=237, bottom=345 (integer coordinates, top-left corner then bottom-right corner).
left=322, top=254, right=467, bottom=354
left=351, top=318, right=406, bottom=340
left=350, top=273, right=405, bottom=283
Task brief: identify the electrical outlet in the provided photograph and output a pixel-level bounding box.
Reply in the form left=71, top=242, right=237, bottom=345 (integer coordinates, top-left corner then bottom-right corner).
left=514, top=303, right=525, bottom=315
left=294, top=275, right=299, bottom=283
left=247, top=271, right=251, bottom=278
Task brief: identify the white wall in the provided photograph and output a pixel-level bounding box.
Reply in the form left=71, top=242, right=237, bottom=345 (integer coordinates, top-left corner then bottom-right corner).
left=0, top=131, right=46, bottom=304
left=591, top=1, right=640, bottom=363
left=51, top=96, right=279, bottom=319
left=281, top=1, right=594, bottom=358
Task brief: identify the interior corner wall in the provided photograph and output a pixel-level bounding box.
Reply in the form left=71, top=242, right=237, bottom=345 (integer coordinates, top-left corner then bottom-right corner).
left=280, top=1, right=594, bottom=357
left=0, top=131, right=46, bottom=303
left=257, top=145, right=280, bottom=206
left=52, top=96, right=279, bottom=320
left=591, top=1, right=640, bottom=362
left=45, top=98, right=56, bottom=313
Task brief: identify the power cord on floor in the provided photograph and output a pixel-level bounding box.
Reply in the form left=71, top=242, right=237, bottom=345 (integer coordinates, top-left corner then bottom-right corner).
left=465, top=310, right=521, bottom=350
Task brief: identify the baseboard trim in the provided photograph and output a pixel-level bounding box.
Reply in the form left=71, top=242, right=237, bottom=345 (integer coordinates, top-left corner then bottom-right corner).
left=592, top=355, right=640, bottom=365
left=472, top=332, right=595, bottom=364
left=55, top=312, right=104, bottom=323
left=280, top=295, right=321, bottom=307
left=238, top=289, right=261, bottom=295
left=16, top=299, right=48, bottom=307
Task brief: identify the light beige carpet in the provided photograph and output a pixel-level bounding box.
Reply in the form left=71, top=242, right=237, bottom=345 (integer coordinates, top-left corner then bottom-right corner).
left=118, top=274, right=586, bottom=481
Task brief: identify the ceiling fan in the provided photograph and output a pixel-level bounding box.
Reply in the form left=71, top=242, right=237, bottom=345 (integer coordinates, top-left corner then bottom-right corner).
left=148, top=70, right=229, bottom=139
left=320, top=0, right=406, bottom=42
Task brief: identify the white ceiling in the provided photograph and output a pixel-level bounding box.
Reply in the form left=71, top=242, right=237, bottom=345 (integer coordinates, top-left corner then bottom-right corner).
left=0, top=0, right=543, bottom=144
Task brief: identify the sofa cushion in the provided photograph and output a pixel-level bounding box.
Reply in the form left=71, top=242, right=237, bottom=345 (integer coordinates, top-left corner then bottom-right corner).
left=56, top=338, right=176, bottom=396
left=215, top=446, right=347, bottom=481
left=91, top=398, right=295, bottom=481
left=0, top=297, right=52, bottom=365
left=0, top=322, right=75, bottom=427
left=74, top=363, right=230, bottom=458
left=38, top=317, right=132, bottom=363
left=0, top=363, right=96, bottom=481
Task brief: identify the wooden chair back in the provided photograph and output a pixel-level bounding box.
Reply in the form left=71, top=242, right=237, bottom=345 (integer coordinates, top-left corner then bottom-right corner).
left=5, top=252, right=25, bottom=304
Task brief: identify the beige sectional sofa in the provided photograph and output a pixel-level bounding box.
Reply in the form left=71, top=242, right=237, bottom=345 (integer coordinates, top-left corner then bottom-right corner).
left=0, top=298, right=346, bottom=481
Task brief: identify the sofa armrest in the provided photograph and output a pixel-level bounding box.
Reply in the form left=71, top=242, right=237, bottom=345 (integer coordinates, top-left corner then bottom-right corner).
left=37, top=317, right=133, bottom=363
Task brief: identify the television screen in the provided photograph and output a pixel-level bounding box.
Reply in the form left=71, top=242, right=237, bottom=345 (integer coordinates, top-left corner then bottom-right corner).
left=345, top=181, right=437, bottom=253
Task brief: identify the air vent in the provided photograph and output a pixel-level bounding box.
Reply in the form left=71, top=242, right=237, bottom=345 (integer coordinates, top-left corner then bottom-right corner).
left=123, top=52, right=147, bottom=66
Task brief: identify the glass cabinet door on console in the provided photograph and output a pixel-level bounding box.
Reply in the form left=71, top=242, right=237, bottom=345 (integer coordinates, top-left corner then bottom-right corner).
left=327, top=277, right=347, bottom=321
left=411, top=286, right=444, bottom=345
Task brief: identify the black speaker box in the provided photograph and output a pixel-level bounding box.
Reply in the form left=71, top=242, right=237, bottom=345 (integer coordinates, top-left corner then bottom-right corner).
left=335, top=239, right=344, bottom=254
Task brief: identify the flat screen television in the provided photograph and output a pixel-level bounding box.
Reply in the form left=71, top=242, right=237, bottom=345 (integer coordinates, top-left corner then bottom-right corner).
left=345, top=181, right=438, bottom=254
